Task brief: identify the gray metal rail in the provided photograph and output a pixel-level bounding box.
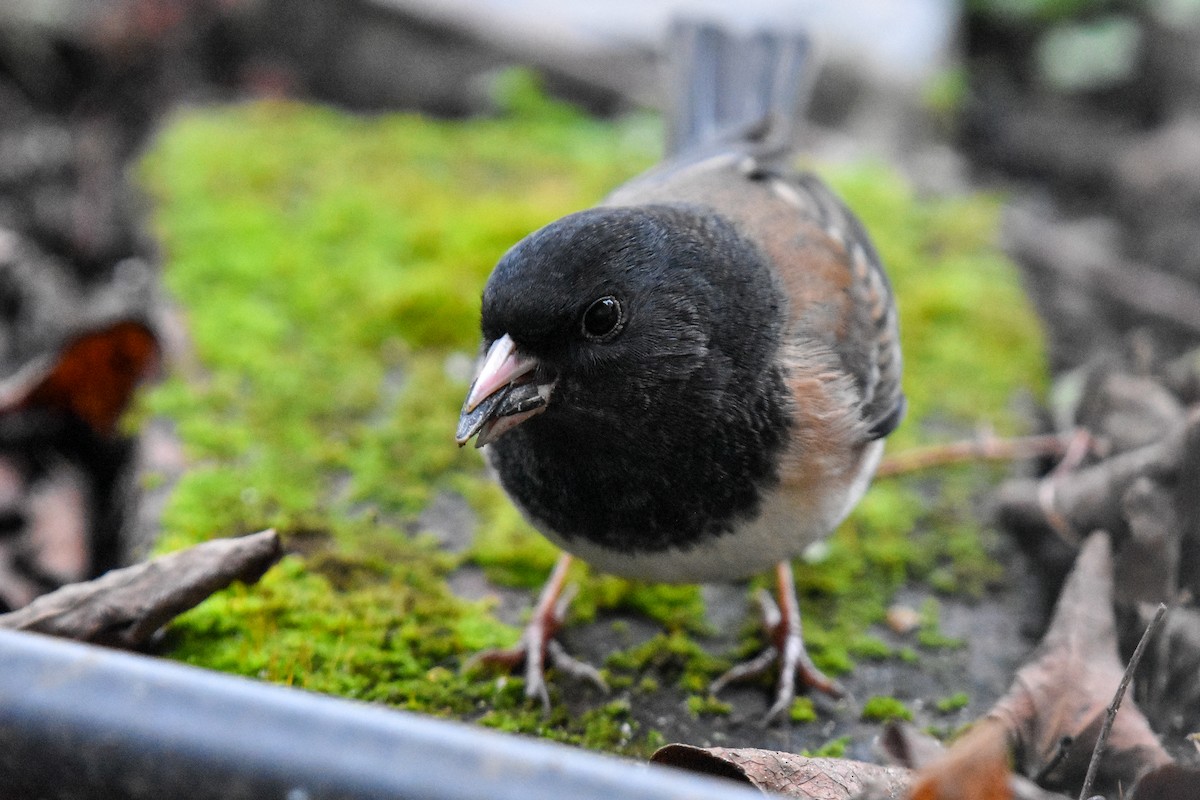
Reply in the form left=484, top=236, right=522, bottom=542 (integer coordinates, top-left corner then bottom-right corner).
left=0, top=628, right=759, bottom=800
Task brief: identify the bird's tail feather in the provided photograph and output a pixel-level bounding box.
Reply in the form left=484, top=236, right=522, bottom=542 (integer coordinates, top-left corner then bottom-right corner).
left=663, top=20, right=816, bottom=161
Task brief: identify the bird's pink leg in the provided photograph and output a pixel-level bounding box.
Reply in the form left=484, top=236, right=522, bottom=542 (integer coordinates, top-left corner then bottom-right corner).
left=463, top=553, right=606, bottom=712
left=710, top=560, right=843, bottom=723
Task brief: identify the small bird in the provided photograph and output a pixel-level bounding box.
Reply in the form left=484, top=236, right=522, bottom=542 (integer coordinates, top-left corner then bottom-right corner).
left=456, top=21, right=904, bottom=722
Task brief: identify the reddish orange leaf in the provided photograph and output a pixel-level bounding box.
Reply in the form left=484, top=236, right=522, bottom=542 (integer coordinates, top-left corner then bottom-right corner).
left=6, top=321, right=159, bottom=435
left=909, top=718, right=1013, bottom=800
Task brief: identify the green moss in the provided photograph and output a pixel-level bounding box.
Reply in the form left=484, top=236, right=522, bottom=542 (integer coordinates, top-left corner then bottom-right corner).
left=968, top=0, right=1110, bottom=25
left=137, top=73, right=1044, bottom=752
left=458, top=480, right=561, bottom=589
left=848, top=635, right=893, bottom=661
left=789, top=697, right=818, bottom=724
left=466, top=686, right=640, bottom=751
left=686, top=695, right=732, bottom=717
left=139, top=88, right=669, bottom=754
left=923, top=67, right=969, bottom=123
left=935, top=692, right=971, bottom=714
left=917, top=598, right=966, bottom=650
left=605, top=630, right=727, bottom=693
left=803, top=736, right=851, bottom=758
left=861, top=696, right=914, bottom=723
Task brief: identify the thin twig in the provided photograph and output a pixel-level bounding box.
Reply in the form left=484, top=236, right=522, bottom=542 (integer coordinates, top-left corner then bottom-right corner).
left=1078, top=602, right=1169, bottom=800
left=876, top=432, right=1076, bottom=478
left=1035, top=429, right=1096, bottom=546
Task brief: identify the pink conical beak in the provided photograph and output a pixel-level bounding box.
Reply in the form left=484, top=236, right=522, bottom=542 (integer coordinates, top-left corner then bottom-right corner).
left=464, top=334, right=536, bottom=413
left=456, top=334, right=553, bottom=447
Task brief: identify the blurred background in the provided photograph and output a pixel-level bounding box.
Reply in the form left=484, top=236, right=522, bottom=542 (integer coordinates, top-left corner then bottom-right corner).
left=2, top=0, right=1199, bottom=368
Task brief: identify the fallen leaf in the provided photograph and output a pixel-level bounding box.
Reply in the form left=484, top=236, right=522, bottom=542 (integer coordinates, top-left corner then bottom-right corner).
left=1173, top=416, right=1200, bottom=601
left=0, top=320, right=159, bottom=436
left=992, top=410, right=1197, bottom=555
left=0, top=529, right=281, bottom=648
left=907, top=718, right=1013, bottom=800
left=986, top=532, right=1172, bottom=796
left=1129, top=763, right=1200, bottom=800
left=650, top=743, right=910, bottom=799
left=880, top=722, right=1070, bottom=800
left=1074, top=367, right=1183, bottom=457
left=1137, top=605, right=1200, bottom=735
left=879, top=721, right=948, bottom=770
left=1114, top=478, right=1179, bottom=607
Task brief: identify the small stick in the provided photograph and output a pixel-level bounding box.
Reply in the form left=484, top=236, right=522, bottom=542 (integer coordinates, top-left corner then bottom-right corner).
left=1035, top=428, right=1098, bottom=546
left=876, top=432, right=1077, bottom=478
left=1078, top=602, right=1168, bottom=800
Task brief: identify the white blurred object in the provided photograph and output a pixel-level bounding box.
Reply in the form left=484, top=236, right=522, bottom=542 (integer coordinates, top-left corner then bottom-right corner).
left=374, top=0, right=959, bottom=90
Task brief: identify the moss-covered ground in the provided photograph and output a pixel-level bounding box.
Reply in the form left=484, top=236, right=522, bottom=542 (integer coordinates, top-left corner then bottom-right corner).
left=137, top=77, right=1046, bottom=757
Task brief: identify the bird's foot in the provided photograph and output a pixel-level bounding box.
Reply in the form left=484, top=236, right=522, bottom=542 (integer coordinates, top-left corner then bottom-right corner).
left=710, top=566, right=843, bottom=725
left=463, top=555, right=607, bottom=713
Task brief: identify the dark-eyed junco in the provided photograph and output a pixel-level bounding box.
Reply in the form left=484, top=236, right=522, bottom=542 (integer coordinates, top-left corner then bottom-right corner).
left=457, top=22, right=904, bottom=721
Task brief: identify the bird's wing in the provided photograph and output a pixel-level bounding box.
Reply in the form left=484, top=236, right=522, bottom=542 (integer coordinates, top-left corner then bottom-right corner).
left=775, top=171, right=905, bottom=440
left=605, top=157, right=905, bottom=442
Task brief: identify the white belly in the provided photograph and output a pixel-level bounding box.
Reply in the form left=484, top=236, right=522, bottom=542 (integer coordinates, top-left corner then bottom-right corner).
left=532, top=439, right=884, bottom=583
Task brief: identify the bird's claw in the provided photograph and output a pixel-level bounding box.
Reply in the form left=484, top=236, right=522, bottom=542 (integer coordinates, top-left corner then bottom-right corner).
left=462, top=645, right=526, bottom=675
left=546, top=640, right=609, bottom=692
left=462, top=569, right=606, bottom=714
left=709, top=645, right=777, bottom=696
left=710, top=585, right=843, bottom=725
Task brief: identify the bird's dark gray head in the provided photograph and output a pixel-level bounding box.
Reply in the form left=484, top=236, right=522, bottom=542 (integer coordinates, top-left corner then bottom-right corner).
left=487, top=206, right=713, bottom=401
left=455, top=203, right=793, bottom=551
left=456, top=203, right=784, bottom=451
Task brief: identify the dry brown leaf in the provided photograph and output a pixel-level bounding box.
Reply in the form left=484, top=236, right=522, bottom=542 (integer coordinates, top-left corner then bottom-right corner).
left=1073, top=368, right=1184, bottom=457
left=0, top=320, right=159, bottom=436
left=1174, top=415, right=1200, bottom=601
left=1113, top=478, right=1180, bottom=608
left=1139, top=605, right=1200, bottom=734
left=993, top=410, right=1198, bottom=552
left=1129, top=763, right=1200, bottom=800
left=0, top=529, right=281, bottom=648
left=650, top=743, right=910, bottom=799
left=907, top=718, right=1013, bottom=800
left=986, top=532, right=1172, bottom=796
left=879, top=721, right=949, bottom=771
left=880, top=723, right=1070, bottom=800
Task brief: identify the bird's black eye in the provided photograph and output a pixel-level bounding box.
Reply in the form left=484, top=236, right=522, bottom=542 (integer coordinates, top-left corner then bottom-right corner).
left=581, top=296, right=624, bottom=341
